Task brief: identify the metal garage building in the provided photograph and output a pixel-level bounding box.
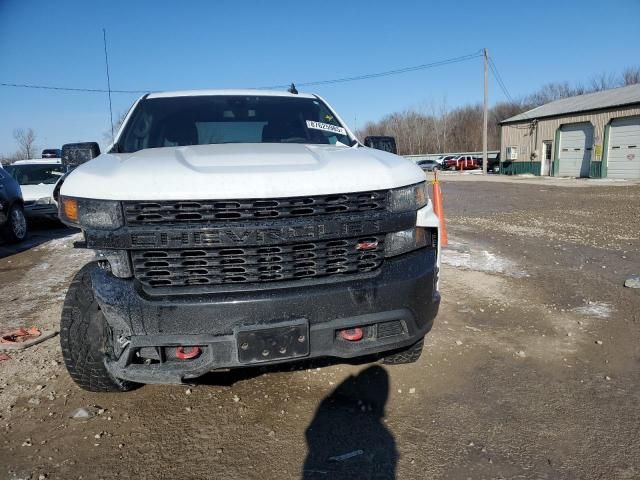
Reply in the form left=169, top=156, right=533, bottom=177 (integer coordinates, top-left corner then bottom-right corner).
left=500, top=84, right=640, bottom=179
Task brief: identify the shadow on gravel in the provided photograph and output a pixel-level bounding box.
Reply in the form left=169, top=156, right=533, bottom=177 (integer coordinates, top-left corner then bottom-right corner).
left=302, top=365, right=397, bottom=480
left=0, top=219, right=77, bottom=259
left=196, top=355, right=380, bottom=387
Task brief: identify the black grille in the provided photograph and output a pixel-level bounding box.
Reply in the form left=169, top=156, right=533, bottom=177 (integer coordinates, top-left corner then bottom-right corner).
left=131, top=235, right=385, bottom=289
left=123, top=191, right=387, bottom=225
left=377, top=320, right=405, bottom=338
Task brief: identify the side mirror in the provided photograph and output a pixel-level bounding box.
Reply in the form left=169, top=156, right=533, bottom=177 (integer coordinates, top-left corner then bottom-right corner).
left=61, top=142, right=100, bottom=167
left=52, top=171, right=72, bottom=204
left=364, top=136, right=397, bottom=154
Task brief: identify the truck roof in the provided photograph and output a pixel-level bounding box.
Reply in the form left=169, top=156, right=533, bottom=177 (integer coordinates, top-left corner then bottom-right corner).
left=12, top=158, right=62, bottom=165
left=146, top=89, right=316, bottom=99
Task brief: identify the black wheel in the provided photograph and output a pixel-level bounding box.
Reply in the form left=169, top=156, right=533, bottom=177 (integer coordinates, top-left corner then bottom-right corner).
left=60, top=265, right=139, bottom=392
left=382, top=338, right=424, bottom=365
left=2, top=204, right=27, bottom=243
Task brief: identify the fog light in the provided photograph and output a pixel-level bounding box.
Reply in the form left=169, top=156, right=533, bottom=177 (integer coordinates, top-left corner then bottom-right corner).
left=339, top=327, right=364, bottom=342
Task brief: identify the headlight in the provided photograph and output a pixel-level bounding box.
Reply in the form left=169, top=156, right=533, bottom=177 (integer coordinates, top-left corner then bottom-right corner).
left=388, top=182, right=428, bottom=213
left=59, top=196, right=123, bottom=230
left=35, top=197, right=53, bottom=205
left=384, top=227, right=428, bottom=257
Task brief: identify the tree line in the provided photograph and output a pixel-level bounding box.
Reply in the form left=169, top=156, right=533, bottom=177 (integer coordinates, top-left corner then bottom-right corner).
left=355, top=67, right=640, bottom=155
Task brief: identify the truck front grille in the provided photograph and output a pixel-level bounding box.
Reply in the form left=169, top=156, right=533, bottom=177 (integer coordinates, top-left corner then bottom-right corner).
left=123, top=190, right=387, bottom=225
left=131, top=235, right=385, bottom=289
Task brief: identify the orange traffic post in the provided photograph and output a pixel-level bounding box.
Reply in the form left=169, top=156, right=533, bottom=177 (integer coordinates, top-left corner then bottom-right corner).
left=431, top=170, right=448, bottom=247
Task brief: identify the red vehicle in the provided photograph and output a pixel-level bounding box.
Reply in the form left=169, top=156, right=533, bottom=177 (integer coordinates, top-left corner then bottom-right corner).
left=444, top=155, right=480, bottom=170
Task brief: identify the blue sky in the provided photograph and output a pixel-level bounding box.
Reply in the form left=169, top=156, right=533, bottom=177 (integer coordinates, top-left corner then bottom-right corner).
left=1, top=0, right=639, bottom=154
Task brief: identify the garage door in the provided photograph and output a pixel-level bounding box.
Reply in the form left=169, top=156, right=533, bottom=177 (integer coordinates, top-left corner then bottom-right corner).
left=607, top=117, right=640, bottom=179
left=558, top=123, right=593, bottom=177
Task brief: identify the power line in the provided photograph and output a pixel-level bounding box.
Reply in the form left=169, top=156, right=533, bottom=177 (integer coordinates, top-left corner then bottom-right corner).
left=259, top=50, right=484, bottom=89
left=488, top=57, right=510, bottom=101
left=488, top=56, right=514, bottom=103
left=0, top=50, right=484, bottom=95
left=0, top=82, right=147, bottom=94
left=488, top=55, right=534, bottom=124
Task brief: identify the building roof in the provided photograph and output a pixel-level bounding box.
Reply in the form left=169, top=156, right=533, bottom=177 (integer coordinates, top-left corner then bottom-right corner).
left=147, top=89, right=315, bottom=99
left=502, top=83, right=640, bottom=124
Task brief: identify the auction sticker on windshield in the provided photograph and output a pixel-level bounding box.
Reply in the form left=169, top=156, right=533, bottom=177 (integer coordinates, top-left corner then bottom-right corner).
left=306, top=120, right=347, bottom=136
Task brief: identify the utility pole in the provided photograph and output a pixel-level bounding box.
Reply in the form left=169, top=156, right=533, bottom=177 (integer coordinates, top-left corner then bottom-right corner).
left=482, top=48, right=488, bottom=174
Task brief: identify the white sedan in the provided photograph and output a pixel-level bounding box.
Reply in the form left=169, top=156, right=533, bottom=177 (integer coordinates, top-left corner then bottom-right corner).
left=5, top=159, right=67, bottom=220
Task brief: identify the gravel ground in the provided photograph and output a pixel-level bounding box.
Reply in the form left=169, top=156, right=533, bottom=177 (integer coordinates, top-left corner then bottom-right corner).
left=0, top=178, right=639, bottom=480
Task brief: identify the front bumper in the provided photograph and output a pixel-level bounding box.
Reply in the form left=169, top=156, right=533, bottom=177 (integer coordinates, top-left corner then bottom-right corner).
left=24, top=202, right=58, bottom=219
left=90, top=248, right=439, bottom=384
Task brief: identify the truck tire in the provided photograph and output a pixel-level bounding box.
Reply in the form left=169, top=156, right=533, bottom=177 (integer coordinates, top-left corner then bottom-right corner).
left=382, top=337, right=424, bottom=365
left=60, top=265, right=139, bottom=392
left=2, top=204, right=27, bottom=243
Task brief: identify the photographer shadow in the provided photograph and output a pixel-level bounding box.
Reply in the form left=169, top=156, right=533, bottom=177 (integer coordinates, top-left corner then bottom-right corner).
left=302, top=365, right=397, bottom=480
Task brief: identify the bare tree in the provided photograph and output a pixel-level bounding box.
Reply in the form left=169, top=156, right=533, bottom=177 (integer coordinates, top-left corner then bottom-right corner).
left=13, top=128, right=38, bottom=159
left=589, top=72, right=619, bottom=92
left=622, top=67, right=640, bottom=86
left=525, top=82, right=576, bottom=107
left=102, top=111, right=129, bottom=144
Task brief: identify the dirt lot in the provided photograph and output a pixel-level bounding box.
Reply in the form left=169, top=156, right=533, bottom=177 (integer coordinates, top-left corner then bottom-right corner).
left=1, top=177, right=639, bottom=480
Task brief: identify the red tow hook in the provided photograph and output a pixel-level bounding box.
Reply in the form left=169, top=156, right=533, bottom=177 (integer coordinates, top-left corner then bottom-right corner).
left=175, top=346, right=202, bottom=360
left=339, top=327, right=364, bottom=342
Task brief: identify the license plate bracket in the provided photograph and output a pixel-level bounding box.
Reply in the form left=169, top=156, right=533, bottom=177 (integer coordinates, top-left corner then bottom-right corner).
left=236, top=320, right=309, bottom=364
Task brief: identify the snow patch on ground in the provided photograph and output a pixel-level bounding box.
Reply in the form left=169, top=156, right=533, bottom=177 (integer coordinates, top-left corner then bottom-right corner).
left=0, top=232, right=92, bottom=329
left=571, top=302, right=612, bottom=319
left=38, top=232, right=83, bottom=249
left=442, top=241, right=527, bottom=278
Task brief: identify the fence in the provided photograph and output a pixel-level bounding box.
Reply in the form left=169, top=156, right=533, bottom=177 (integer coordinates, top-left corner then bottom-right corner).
left=404, top=151, right=500, bottom=163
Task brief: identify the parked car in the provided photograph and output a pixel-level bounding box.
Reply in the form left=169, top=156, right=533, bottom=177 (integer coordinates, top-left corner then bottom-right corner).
left=488, top=153, right=500, bottom=172
left=475, top=154, right=501, bottom=173
left=0, top=165, right=27, bottom=243
left=41, top=148, right=62, bottom=159
left=56, top=88, right=441, bottom=392
left=439, top=155, right=456, bottom=166
left=4, top=159, right=67, bottom=220
left=416, top=159, right=441, bottom=172
left=445, top=155, right=479, bottom=170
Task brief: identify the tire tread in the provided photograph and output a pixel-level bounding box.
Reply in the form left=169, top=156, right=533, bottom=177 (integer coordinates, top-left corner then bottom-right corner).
left=382, top=338, right=424, bottom=365
left=60, top=265, right=138, bottom=392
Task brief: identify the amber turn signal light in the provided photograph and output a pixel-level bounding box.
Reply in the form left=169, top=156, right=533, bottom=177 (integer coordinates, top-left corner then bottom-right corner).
left=62, top=197, right=79, bottom=222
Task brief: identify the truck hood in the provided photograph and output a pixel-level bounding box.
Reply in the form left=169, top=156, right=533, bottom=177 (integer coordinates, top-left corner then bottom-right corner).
left=60, top=143, right=425, bottom=200
left=20, top=183, right=56, bottom=202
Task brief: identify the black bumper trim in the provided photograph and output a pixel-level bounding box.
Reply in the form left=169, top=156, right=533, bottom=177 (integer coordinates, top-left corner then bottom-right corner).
left=105, top=308, right=434, bottom=384
left=89, top=248, right=439, bottom=383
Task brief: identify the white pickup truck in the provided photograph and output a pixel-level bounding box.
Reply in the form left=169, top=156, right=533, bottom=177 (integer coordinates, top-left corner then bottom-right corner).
left=57, top=89, right=441, bottom=391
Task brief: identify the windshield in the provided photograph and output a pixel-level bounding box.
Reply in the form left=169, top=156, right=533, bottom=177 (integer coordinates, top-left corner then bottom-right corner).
left=5, top=164, right=65, bottom=185
left=116, top=95, right=353, bottom=153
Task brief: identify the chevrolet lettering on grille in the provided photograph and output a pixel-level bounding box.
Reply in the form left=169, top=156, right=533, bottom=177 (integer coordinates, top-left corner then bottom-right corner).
left=128, top=221, right=383, bottom=249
